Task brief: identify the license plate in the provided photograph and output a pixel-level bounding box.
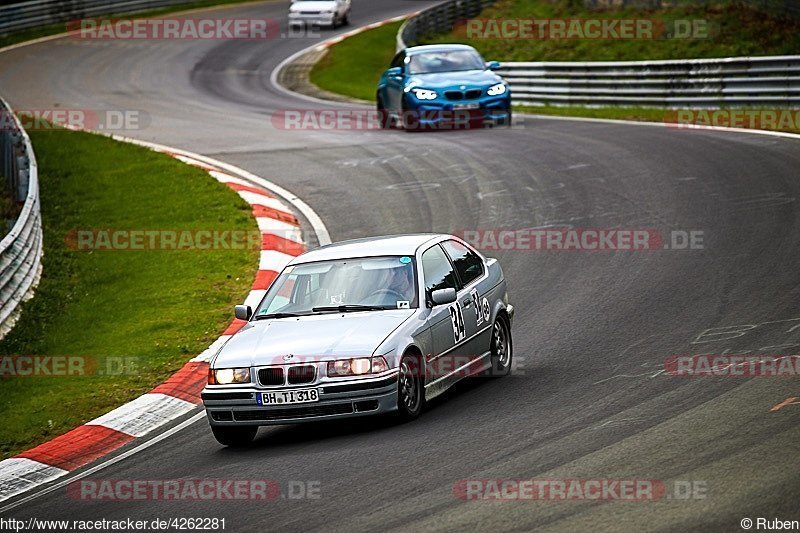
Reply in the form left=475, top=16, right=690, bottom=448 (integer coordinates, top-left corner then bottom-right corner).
left=258, top=388, right=320, bottom=406
left=453, top=103, right=480, bottom=110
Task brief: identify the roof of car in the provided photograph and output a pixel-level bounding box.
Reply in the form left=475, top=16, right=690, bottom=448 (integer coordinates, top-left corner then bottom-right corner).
left=290, top=234, right=446, bottom=264
left=404, top=44, right=477, bottom=55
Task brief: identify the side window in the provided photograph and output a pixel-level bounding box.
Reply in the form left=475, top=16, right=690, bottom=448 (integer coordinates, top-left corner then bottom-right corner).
left=390, top=52, right=405, bottom=70
left=442, top=240, right=484, bottom=286
left=421, top=245, right=457, bottom=295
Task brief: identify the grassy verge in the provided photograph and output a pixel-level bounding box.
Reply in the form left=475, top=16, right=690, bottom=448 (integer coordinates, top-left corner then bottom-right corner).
left=0, top=0, right=271, bottom=49
left=309, top=21, right=402, bottom=102
left=0, top=128, right=258, bottom=459
left=421, top=0, right=800, bottom=61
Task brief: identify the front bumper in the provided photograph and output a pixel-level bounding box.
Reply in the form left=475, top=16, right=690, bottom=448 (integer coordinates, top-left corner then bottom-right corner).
left=202, top=372, right=399, bottom=426
left=288, top=12, right=336, bottom=26
left=404, top=94, right=512, bottom=129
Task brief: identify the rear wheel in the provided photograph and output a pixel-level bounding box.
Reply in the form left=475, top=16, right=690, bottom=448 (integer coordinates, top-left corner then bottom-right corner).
left=211, top=425, right=257, bottom=447
left=396, top=353, right=423, bottom=420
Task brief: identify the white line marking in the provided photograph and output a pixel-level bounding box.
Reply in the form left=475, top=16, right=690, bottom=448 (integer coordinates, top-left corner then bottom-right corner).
left=259, top=250, right=294, bottom=271
left=256, top=217, right=303, bottom=243
left=87, top=393, right=196, bottom=438
left=0, top=459, right=69, bottom=503
left=237, top=191, right=293, bottom=213
left=243, top=290, right=267, bottom=310
left=190, top=335, right=231, bottom=363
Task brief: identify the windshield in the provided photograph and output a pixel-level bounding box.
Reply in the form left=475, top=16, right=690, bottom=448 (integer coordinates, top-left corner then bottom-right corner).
left=255, top=256, right=418, bottom=317
left=407, top=50, right=485, bottom=74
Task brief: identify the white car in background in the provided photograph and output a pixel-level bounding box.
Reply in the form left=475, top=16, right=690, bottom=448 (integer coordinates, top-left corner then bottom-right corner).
left=288, top=0, right=351, bottom=29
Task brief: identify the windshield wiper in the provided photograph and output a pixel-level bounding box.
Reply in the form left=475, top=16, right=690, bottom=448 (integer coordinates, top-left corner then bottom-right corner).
left=253, top=312, right=305, bottom=320
left=312, top=305, right=388, bottom=313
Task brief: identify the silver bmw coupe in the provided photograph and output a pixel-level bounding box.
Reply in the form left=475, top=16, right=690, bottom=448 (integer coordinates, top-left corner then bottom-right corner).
left=202, top=233, right=513, bottom=446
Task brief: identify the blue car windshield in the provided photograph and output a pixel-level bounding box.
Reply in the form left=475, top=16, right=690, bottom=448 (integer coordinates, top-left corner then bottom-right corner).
left=255, top=256, right=419, bottom=316
left=407, top=50, right=485, bottom=75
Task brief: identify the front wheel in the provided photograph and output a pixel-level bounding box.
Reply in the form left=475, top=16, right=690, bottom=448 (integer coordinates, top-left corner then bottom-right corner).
left=211, top=425, right=257, bottom=447
left=489, top=316, right=512, bottom=377
left=377, top=96, right=391, bottom=129
left=396, top=354, right=423, bottom=420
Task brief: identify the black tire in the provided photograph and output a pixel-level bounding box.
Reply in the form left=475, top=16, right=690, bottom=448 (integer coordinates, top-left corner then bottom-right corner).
left=396, top=353, right=424, bottom=420
left=342, top=11, right=350, bottom=25
left=377, top=96, right=391, bottom=129
left=401, top=98, right=420, bottom=132
left=211, top=425, right=257, bottom=447
left=489, top=315, right=512, bottom=377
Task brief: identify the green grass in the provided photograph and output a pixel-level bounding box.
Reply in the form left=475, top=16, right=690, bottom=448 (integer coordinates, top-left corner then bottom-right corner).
left=310, top=21, right=402, bottom=102
left=421, top=0, right=800, bottom=61
left=0, top=128, right=258, bottom=458
left=0, top=0, right=272, bottom=49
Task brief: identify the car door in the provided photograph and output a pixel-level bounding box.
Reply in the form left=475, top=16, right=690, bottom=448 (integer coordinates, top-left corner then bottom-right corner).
left=441, top=239, right=489, bottom=362
left=420, top=243, right=467, bottom=387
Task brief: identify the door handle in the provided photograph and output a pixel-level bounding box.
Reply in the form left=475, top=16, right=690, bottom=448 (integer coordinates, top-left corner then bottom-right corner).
left=462, top=299, right=472, bottom=308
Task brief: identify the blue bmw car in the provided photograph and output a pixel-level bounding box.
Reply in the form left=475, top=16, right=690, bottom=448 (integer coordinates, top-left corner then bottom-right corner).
left=377, top=44, right=511, bottom=131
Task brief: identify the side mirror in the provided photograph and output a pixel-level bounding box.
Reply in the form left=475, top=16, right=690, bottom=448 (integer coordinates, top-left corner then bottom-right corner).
left=430, top=288, right=457, bottom=306
left=486, top=61, right=501, bottom=70
left=234, top=305, right=252, bottom=321
left=386, top=66, right=403, bottom=78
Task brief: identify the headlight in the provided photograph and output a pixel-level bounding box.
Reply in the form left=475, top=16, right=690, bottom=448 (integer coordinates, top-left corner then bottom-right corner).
left=487, top=83, right=507, bottom=96
left=327, top=356, right=389, bottom=377
left=209, top=367, right=251, bottom=385
left=410, top=88, right=438, bottom=100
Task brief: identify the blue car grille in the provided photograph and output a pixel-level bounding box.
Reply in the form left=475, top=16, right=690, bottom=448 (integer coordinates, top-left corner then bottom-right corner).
left=445, top=89, right=483, bottom=101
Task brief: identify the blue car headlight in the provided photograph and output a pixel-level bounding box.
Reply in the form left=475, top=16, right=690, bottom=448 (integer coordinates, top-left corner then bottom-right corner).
left=409, top=88, right=438, bottom=100
left=487, top=83, right=507, bottom=96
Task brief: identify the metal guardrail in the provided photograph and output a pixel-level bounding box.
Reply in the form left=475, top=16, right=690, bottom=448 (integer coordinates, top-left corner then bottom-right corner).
left=397, top=0, right=498, bottom=51
left=0, top=0, right=198, bottom=36
left=496, top=56, right=800, bottom=107
left=0, top=97, right=42, bottom=341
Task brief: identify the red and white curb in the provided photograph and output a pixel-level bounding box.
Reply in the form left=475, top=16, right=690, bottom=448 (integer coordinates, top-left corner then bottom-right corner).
left=0, top=139, right=329, bottom=504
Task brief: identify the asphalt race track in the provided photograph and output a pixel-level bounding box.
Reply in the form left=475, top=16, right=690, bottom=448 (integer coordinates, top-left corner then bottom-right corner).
left=2, top=0, right=800, bottom=530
